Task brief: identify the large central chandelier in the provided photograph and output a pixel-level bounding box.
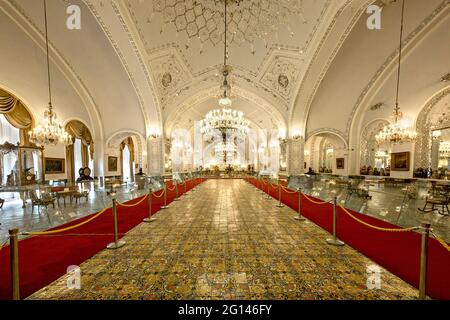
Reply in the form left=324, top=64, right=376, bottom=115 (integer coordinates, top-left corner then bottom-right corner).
left=375, top=0, right=417, bottom=145
left=199, top=0, right=250, bottom=140
left=29, top=0, right=72, bottom=146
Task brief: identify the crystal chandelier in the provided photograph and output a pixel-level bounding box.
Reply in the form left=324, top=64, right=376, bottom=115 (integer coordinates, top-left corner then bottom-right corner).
left=152, top=0, right=304, bottom=52
left=375, top=0, right=417, bottom=145
left=29, top=0, right=72, bottom=147
left=199, top=0, right=250, bottom=140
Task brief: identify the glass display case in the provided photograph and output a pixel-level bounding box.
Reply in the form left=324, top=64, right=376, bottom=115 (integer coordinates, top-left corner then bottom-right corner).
left=1, top=142, right=44, bottom=207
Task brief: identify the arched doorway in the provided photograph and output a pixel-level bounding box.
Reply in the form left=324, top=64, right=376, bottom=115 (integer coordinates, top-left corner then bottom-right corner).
left=304, top=131, right=348, bottom=174
left=120, top=137, right=135, bottom=183
left=414, top=87, right=450, bottom=178
left=359, top=119, right=390, bottom=175
left=64, top=120, right=94, bottom=183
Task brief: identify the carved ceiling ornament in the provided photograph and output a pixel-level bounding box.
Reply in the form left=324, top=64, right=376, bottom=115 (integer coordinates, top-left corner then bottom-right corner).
left=150, top=0, right=306, bottom=46
left=150, top=54, right=190, bottom=106
left=261, top=56, right=299, bottom=102
left=414, top=87, right=450, bottom=170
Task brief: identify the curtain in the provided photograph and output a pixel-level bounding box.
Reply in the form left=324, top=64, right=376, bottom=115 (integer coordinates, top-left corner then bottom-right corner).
left=74, top=139, right=83, bottom=179
left=0, top=90, right=33, bottom=146
left=81, top=143, right=89, bottom=167
left=120, top=137, right=135, bottom=182
left=65, top=141, right=75, bottom=183
left=65, top=120, right=94, bottom=182
left=0, top=89, right=20, bottom=113
left=65, top=120, right=94, bottom=159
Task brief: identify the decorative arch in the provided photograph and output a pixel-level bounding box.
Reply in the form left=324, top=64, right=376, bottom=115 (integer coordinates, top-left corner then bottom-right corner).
left=164, top=86, right=286, bottom=137
left=359, top=119, right=390, bottom=168
left=64, top=119, right=94, bottom=182
left=305, top=128, right=348, bottom=149
left=106, top=129, right=146, bottom=171
left=414, top=86, right=450, bottom=170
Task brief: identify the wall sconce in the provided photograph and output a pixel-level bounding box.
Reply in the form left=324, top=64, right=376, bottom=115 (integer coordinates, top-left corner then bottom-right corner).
left=432, top=130, right=442, bottom=140
left=149, top=128, right=160, bottom=139
left=292, top=129, right=303, bottom=140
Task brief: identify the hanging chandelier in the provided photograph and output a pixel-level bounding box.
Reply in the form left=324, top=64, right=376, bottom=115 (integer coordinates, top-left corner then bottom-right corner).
left=29, top=0, right=72, bottom=146
left=199, top=0, right=249, bottom=140
left=375, top=0, right=417, bottom=145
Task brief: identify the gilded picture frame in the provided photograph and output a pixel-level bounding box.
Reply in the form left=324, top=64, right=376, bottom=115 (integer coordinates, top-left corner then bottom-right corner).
left=391, top=152, right=410, bottom=171
left=44, top=157, right=65, bottom=174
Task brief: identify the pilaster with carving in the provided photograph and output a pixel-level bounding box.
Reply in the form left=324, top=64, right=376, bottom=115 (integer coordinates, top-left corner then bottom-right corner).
left=147, top=136, right=164, bottom=175
left=287, top=137, right=305, bottom=175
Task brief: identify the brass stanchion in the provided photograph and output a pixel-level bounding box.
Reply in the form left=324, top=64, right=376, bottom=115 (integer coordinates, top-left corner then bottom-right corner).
left=266, top=177, right=271, bottom=200
left=418, top=223, right=431, bottom=300
left=294, top=188, right=305, bottom=221
left=143, top=188, right=156, bottom=223
left=107, top=198, right=126, bottom=249
left=174, top=183, right=180, bottom=201
left=260, top=178, right=265, bottom=197
left=259, top=177, right=264, bottom=194
left=183, top=180, right=188, bottom=197
left=9, top=229, right=20, bottom=300
left=326, top=196, right=345, bottom=246
left=276, top=181, right=284, bottom=207
left=161, top=184, right=169, bottom=209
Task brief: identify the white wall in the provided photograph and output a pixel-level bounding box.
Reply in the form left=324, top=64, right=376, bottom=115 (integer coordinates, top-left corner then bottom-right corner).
left=332, top=148, right=349, bottom=175
left=43, top=144, right=67, bottom=181
left=390, top=143, right=414, bottom=179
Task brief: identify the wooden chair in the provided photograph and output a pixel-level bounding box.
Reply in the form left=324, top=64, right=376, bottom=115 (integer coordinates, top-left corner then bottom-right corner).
left=73, top=186, right=89, bottom=204
left=30, top=190, right=55, bottom=213
left=418, top=193, right=450, bottom=216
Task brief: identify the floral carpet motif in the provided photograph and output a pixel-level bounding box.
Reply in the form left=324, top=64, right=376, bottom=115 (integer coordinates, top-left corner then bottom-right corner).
left=29, top=180, right=418, bottom=300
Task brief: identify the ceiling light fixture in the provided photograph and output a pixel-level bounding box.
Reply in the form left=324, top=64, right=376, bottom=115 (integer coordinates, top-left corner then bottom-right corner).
left=29, top=0, right=72, bottom=146
left=375, top=0, right=417, bottom=145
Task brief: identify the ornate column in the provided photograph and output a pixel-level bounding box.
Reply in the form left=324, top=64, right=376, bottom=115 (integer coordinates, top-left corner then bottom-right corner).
left=287, top=137, right=305, bottom=175
left=93, top=138, right=105, bottom=187
left=430, top=139, right=440, bottom=172
left=147, top=136, right=164, bottom=175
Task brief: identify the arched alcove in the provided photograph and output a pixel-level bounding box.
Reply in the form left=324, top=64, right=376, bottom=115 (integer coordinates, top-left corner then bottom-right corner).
left=414, top=87, right=450, bottom=173
left=64, top=120, right=94, bottom=183
left=304, top=131, right=348, bottom=174
left=359, top=119, right=390, bottom=174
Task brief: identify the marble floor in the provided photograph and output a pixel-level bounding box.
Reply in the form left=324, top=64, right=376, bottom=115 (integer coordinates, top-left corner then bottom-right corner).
left=0, top=183, right=148, bottom=242
left=29, top=179, right=418, bottom=300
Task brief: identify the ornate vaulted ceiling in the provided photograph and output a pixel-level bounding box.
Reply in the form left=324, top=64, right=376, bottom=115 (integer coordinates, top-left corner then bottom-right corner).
left=122, top=0, right=334, bottom=132
left=2, top=0, right=447, bottom=149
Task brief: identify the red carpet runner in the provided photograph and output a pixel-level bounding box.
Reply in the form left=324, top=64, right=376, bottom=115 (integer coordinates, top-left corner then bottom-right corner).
left=246, top=177, right=450, bottom=300
left=0, top=178, right=205, bottom=300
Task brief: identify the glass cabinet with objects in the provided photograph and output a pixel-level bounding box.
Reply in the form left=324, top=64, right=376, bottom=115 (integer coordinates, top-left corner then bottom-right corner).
left=0, top=142, right=44, bottom=187
left=18, top=145, right=44, bottom=185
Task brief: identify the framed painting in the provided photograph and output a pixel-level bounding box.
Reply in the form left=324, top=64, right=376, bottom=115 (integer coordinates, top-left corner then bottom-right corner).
left=108, top=156, right=118, bottom=172
left=391, top=152, right=410, bottom=171
left=336, top=158, right=345, bottom=169
left=44, top=158, right=65, bottom=174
